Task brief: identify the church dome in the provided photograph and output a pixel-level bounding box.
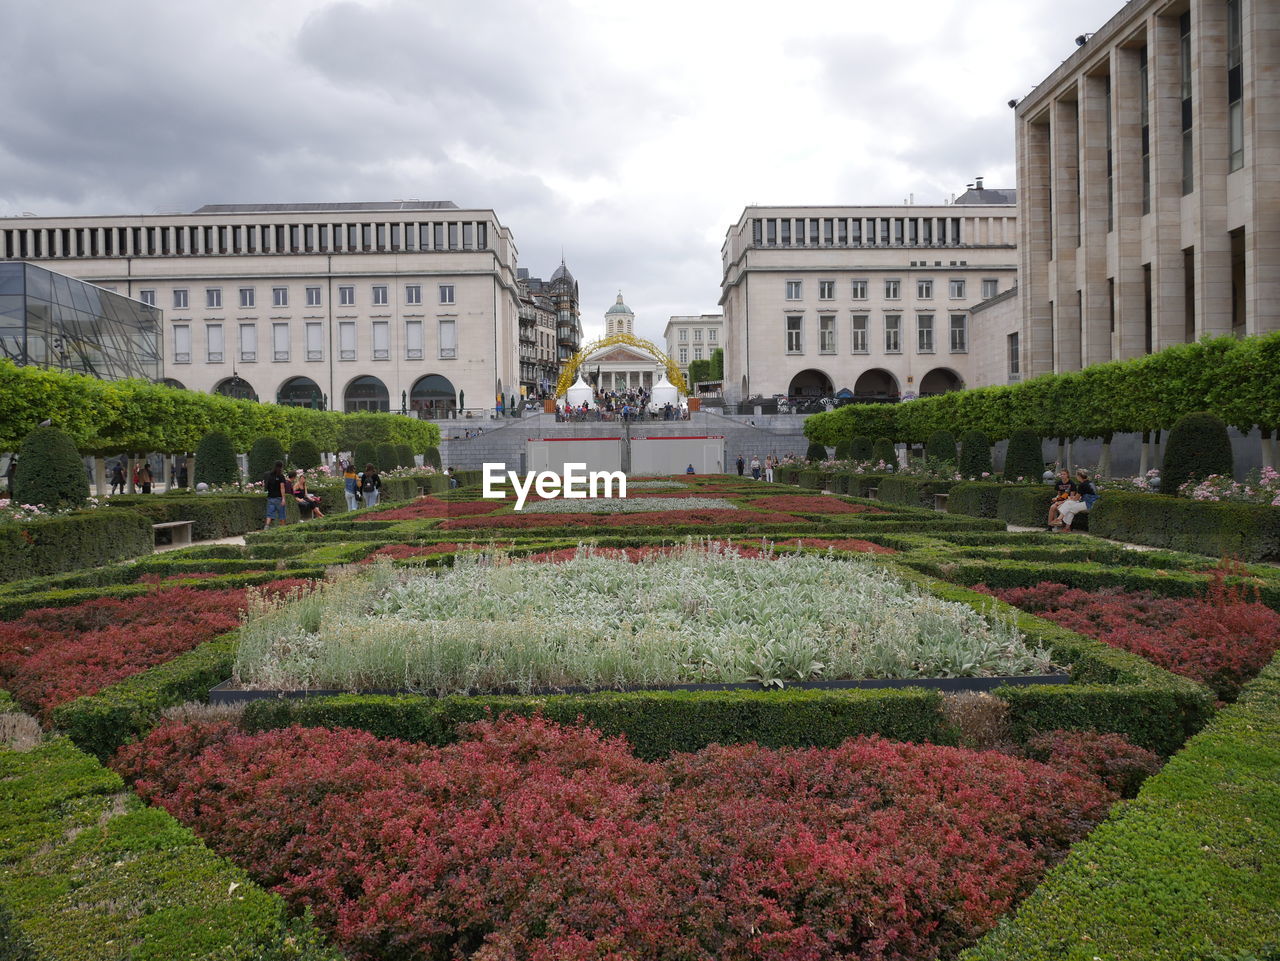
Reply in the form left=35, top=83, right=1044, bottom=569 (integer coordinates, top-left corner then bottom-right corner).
left=605, top=291, right=633, bottom=315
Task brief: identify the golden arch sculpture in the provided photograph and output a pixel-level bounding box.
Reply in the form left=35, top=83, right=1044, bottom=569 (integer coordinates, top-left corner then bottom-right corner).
left=555, top=332, right=689, bottom=397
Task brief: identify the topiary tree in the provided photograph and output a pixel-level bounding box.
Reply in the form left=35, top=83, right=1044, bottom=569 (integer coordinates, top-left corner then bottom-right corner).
left=288, top=438, right=322, bottom=471
left=925, top=430, right=957, bottom=464
left=376, top=442, right=398, bottom=473
left=247, top=436, right=287, bottom=485
left=352, top=441, right=378, bottom=471
left=871, top=437, right=897, bottom=470
left=833, top=439, right=853, bottom=460
left=395, top=443, right=414, bottom=469
left=11, top=426, right=88, bottom=510
left=1003, top=429, right=1044, bottom=482
left=1162, top=411, right=1234, bottom=496
left=850, top=435, right=873, bottom=461
left=193, top=431, right=239, bottom=487
left=805, top=441, right=828, bottom=463
left=423, top=446, right=443, bottom=471
left=958, top=429, right=993, bottom=478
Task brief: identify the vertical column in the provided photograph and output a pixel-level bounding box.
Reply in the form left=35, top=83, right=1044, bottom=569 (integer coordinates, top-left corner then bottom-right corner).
left=1020, top=114, right=1054, bottom=377
left=1143, top=10, right=1186, bottom=357
left=1052, top=96, right=1082, bottom=372
left=1244, top=0, right=1280, bottom=334
left=1110, top=45, right=1145, bottom=364
left=1193, top=0, right=1233, bottom=337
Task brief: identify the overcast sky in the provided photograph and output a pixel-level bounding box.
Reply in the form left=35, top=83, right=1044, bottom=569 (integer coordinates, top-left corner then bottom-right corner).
left=1, top=0, right=1125, bottom=343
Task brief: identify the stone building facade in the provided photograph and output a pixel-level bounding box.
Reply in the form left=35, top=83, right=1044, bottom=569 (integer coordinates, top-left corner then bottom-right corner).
left=663, top=313, right=724, bottom=383
left=1013, top=0, right=1279, bottom=377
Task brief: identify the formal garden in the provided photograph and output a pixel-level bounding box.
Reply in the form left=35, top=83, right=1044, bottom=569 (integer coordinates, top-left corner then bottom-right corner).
left=1, top=343, right=1279, bottom=959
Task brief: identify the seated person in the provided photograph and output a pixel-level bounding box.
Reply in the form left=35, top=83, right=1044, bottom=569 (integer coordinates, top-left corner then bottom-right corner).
left=1047, top=468, right=1076, bottom=528
left=1057, top=469, right=1097, bottom=530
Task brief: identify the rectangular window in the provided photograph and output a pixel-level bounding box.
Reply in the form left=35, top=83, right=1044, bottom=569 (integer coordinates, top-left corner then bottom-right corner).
left=339, top=285, right=355, bottom=307
left=693, top=347, right=703, bottom=360
left=172, top=288, right=189, bottom=310
left=1008, top=332, right=1021, bottom=379
left=405, top=320, right=423, bottom=359
left=1140, top=46, right=1151, bottom=213
left=679, top=328, right=688, bottom=342
left=708, top=328, right=717, bottom=343
left=819, top=315, right=836, bottom=353
left=272, top=323, right=289, bottom=362
left=949, top=279, right=965, bottom=299
left=372, top=285, right=389, bottom=307
left=172, top=324, right=191, bottom=364
left=981, top=278, right=999, bottom=299
left=851, top=280, right=868, bottom=300
left=306, top=286, right=322, bottom=307
left=405, top=284, right=422, bottom=305
left=786, top=315, right=803, bottom=353
left=850, top=315, right=869, bottom=353
left=239, top=323, right=256, bottom=362
left=1228, top=0, right=1243, bottom=172
left=884, top=280, right=900, bottom=299
left=884, top=314, right=901, bottom=353
left=139, top=289, right=156, bottom=306
left=339, top=321, right=356, bottom=360
left=785, top=280, right=802, bottom=300
left=438, top=318, right=457, bottom=359
left=272, top=286, right=288, bottom=308
left=819, top=280, right=835, bottom=300
left=305, top=322, right=323, bottom=361
left=678, top=347, right=688, bottom=364
left=372, top=321, right=389, bottom=360
left=439, top=284, right=455, bottom=304
left=950, top=314, right=968, bottom=352
left=917, top=314, right=934, bottom=353
left=1181, top=11, right=1194, bottom=195
left=206, top=323, right=224, bottom=363
left=917, top=280, right=933, bottom=299
left=239, top=287, right=255, bottom=309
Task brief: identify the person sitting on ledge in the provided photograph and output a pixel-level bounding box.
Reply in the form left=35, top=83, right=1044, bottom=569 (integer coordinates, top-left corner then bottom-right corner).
left=686, top=464, right=695, bottom=475
left=1046, top=468, right=1076, bottom=529
left=1055, top=469, right=1097, bottom=531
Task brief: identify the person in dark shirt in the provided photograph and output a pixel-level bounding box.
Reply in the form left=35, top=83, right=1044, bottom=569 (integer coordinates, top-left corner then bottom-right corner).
left=359, top=463, right=382, bottom=508
left=1058, top=469, right=1097, bottom=531
left=263, top=461, right=287, bottom=529
left=1047, top=468, right=1077, bottom=529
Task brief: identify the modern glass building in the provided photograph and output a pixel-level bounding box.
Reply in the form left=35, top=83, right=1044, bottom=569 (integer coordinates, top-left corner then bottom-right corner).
left=0, top=261, right=161, bottom=381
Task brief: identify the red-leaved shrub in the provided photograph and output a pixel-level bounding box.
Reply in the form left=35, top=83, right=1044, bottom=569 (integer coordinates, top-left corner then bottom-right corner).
left=980, top=580, right=1280, bottom=700
left=114, top=715, right=1115, bottom=961
left=744, top=495, right=885, bottom=515
left=1023, top=729, right=1162, bottom=798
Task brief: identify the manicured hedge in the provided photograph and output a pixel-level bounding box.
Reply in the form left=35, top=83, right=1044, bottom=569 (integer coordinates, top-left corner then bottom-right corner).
left=797, top=469, right=828, bottom=490
left=240, top=687, right=951, bottom=760
left=947, top=481, right=1005, bottom=518
left=877, top=477, right=955, bottom=510
left=0, top=510, right=153, bottom=584
left=997, top=485, right=1057, bottom=527
left=105, top=493, right=299, bottom=539
left=961, top=653, right=1280, bottom=961
left=1090, top=491, right=1280, bottom=561
left=0, top=738, right=338, bottom=960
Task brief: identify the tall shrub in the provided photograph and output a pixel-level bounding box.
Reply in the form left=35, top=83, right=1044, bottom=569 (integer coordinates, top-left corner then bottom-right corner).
left=1162, top=411, right=1234, bottom=496
left=958, top=429, right=993, bottom=478
left=352, top=441, right=378, bottom=470
left=247, top=437, right=287, bottom=484
left=376, top=443, right=399, bottom=473
left=850, top=435, right=873, bottom=461
left=193, top=431, right=238, bottom=487
left=11, top=426, right=88, bottom=510
left=288, top=439, right=321, bottom=470
left=833, top=439, right=853, bottom=460
left=805, top=441, right=828, bottom=463
left=1003, top=430, right=1044, bottom=482
left=871, top=437, right=897, bottom=470
left=925, top=430, right=957, bottom=463
left=395, top=443, right=415, bottom=469
left=423, top=446, right=443, bottom=471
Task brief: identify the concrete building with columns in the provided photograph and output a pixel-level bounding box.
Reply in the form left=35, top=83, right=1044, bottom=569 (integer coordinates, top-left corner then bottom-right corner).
left=663, top=313, right=725, bottom=382
left=0, top=202, right=524, bottom=417
left=719, top=189, right=1018, bottom=405
left=1013, top=0, right=1279, bottom=377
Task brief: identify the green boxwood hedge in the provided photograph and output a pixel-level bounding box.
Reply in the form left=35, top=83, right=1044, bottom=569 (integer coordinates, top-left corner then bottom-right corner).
left=997, top=485, right=1057, bottom=527
left=877, top=477, right=956, bottom=510
left=961, top=653, right=1280, bottom=961
left=1089, top=491, right=1280, bottom=561
left=947, top=481, right=1005, bottom=518
left=0, top=738, right=338, bottom=960
left=105, top=494, right=299, bottom=539
left=0, top=510, right=153, bottom=584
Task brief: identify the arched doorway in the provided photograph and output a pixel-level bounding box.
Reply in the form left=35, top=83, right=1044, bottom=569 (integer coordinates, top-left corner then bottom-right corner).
left=344, top=375, right=389, bottom=412
left=410, top=373, right=457, bottom=418
left=788, top=369, right=833, bottom=398
left=277, top=376, right=324, bottom=408
left=213, top=376, right=257, bottom=402
left=919, top=368, right=964, bottom=397
left=160, top=378, right=185, bottom=390
left=853, top=369, right=899, bottom=401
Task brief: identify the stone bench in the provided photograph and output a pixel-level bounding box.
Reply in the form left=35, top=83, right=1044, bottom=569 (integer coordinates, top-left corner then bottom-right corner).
left=153, top=520, right=194, bottom=549
left=866, top=488, right=878, bottom=500
left=933, top=493, right=949, bottom=512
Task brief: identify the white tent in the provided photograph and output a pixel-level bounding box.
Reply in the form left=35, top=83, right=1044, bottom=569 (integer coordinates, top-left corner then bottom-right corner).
left=648, top=369, right=680, bottom=411
left=565, top=373, right=595, bottom=409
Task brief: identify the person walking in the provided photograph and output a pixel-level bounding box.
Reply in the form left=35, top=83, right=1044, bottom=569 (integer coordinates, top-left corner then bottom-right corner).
left=109, top=462, right=126, bottom=495
left=765, top=454, right=775, bottom=483
left=359, top=463, right=382, bottom=508
left=138, top=463, right=153, bottom=494
left=750, top=455, right=761, bottom=480
left=263, top=461, right=287, bottom=529
left=736, top=454, right=745, bottom=476
left=343, top=461, right=360, bottom=511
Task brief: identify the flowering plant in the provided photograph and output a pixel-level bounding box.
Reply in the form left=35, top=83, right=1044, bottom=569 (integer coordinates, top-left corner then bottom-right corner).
left=0, top=496, right=101, bottom=523
left=1178, top=467, right=1280, bottom=505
